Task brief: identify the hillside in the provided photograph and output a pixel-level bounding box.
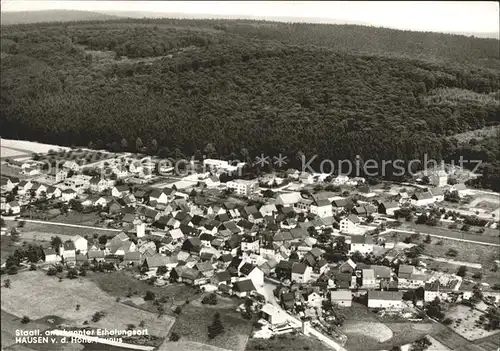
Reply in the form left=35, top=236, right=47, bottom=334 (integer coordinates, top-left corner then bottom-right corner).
left=0, top=19, right=499, bottom=188
left=0, top=10, right=121, bottom=25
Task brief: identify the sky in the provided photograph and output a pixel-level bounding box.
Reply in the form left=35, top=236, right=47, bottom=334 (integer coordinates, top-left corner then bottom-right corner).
left=1, top=1, right=499, bottom=35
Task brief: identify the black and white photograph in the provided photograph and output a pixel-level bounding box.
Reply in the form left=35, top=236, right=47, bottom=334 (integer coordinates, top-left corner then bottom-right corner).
left=0, top=1, right=499, bottom=350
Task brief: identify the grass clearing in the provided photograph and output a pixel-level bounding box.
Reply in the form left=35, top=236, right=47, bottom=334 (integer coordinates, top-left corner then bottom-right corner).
left=87, top=269, right=196, bottom=304
left=168, top=303, right=252, bottom=351
left=1, top=271, right=175, bottom=338
left=445, top=305, right=499, bottom=341
left=245, top=333, right=332, bottom=351
left=19, top=221, right=119, bottom=237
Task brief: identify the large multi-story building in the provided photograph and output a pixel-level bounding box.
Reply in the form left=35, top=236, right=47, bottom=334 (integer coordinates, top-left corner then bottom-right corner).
left=226, top=179, right=259, bottom=196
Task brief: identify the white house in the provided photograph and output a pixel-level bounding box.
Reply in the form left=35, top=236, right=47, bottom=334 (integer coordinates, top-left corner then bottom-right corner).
left=368, top=291, right=403, bottom=309
left=276, top=192, right=302, bottom=207
left=260, top=303, right=289, bottom=325
left=310, top=199, right=333, bottom=218
left=111, top=185, right=130, bottom=198
left=330, top=290, right=352, bottom=307
left=72, top=235, right=88, bottom=255
left=43, top=248, right=59, bottom=263
left=291, top=262, right=312, bottom=284
left=47, top=169, right=68, bottom=183
left=340, top=215, right=361, bottom=235
left=17, top=181, right=33, bottom=195
left=64, top=176, right=90, bottom=193
left=89, top=177, right=110, bottom=193
left=5, top=201, right=21, bottom=215
left=240, top=263, right=264, bottom=288
left=349, top=235, right=374, bottom=255
left=260, top=204, right=277, bottom=217
left=63, top=160, right=80, bottom=172
left=241, top=236, right=260, bottom=254
left=305, top=291, right=323, bottom=308
left=61, top=189, right=77, bottom=202
left=362, top=269, right=376, bottom=289
left=411, top=191, right=435, bottom=207
left=429, top=170, right=448, bottom=187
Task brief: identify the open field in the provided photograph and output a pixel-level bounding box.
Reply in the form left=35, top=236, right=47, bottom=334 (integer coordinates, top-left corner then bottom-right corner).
left=446, top=305, right=500, bottom=341
left=340, top=303, right=439, bottom=351
left=433, top=326, right=485, bottom=351
left=342, top=322, right=436, bottom=351
left=400, top=223, right=500, bottom=245
left=168, top=303, right=252, bottom=351
left=15, top=220, right=119, bottom=237
left=159, top=341, right=230, bottom=351
left=1, top=138, right=70, bottom=155
left=245, top=333, right=332, bottom=351
left=0, top=146, right=32, bottom=159
left=474, top=332, right=500, bottom=351
left=0, top=271, right=175, bottom=338
left=88, top=270, right=199, bottom=311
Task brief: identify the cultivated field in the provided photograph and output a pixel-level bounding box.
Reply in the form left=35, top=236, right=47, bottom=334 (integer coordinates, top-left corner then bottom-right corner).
left=0, top=271, right=175, bottom=338
left=446, top=305, right=500, bottom=341
left=168, top=304, right=252, bottom=351
left=474, top=332, right=500, bottom=351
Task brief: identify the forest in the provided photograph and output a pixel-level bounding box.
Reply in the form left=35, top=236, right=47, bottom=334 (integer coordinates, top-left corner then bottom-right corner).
left=1, top=19, right=499, bottom=188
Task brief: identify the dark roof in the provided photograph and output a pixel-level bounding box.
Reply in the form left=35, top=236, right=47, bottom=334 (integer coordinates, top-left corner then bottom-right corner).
left=199, top=233, right=215, bottom=242
left=215, top=270, right=231, bottom=282
left=368, top=290, right=402, bottom=301
left=63, top=241, right=76, bottom=250
left=219, top=253, right=233, bottom=262
left=240, top=263, right=256, bottom=275
left=233, top=279, right=256, bottom=292
left=291, top=262, right=308, bottom=274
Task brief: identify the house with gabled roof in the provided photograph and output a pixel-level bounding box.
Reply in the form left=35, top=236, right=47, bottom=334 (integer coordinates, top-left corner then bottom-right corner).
left=239, top=263, right=264, bottom=288
left=212, top=270, right=232, bottom=286
left=339, top=259, right=357, bottom=274
left=195, top=261, right=215, bottom=277
left=43, top=248, right=59, bottom=263
left=411, top=191, right=435, bottom=206
left=291, top=262, right=312, bottom=284
left=241, top=235, right=260, bottom=254
left=340, top=215, right=361, bottom=234
left=5, top=201, right=21, bottom=215
left=310, top=199, right=333, bottom=218
left=45, top=185, right=62, bottom=199
left=377, top=201, right=400, bottom=216
left=232, top=279, right=256, bottom=298
left=329, top=289, right=352, bottom=307
left=181, top=237, right=202, bottom=254
left=368, top=291, right=403, bottom=309
left=349, top=235, right=374, bottom=255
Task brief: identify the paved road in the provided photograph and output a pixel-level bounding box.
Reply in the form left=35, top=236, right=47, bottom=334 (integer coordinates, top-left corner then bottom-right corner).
left=261, top=279, right=347, bottom=351
left=5, top=218, right=121, bottom=232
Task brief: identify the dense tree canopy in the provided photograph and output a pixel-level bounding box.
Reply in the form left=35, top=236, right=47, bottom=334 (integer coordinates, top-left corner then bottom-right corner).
left=1, top=19, right=499, bottom=186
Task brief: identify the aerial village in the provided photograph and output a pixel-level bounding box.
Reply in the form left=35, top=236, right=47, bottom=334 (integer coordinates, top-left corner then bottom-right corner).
left=1, top=147, right=499, bottom=350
